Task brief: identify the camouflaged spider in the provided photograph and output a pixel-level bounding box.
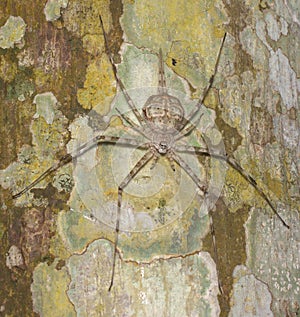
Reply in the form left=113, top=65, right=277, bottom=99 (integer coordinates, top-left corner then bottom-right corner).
left=13, top=15, right=289, bottom=292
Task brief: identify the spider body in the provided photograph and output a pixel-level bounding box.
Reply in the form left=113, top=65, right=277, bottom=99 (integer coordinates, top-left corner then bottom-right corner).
left=143, top=93, right=185, bottom=132
left=142, top=92, right=186, bottom=157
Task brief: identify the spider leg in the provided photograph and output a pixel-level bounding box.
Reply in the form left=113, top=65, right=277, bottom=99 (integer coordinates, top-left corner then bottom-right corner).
left=169, top=150, right=207, bottom=194
left=13, top=135, right=149, bottom=199
left=149, top=152, right=160, bottom=170
left=115, top=108, right=150, bottom=140
left=158, top=48, right=167, bottom=94
left=175, top=113, right=204, bottom=142
left=109, top=150, right=154, bottom=291
left=175, top=144, right=290, bottom=229
left=116, top=108, right=140, bottom=130
left=176, top=33, right=227, bottom=135
left=169, top=150, right=223, bottom=294
left=99, top=15, right=146, bottom=126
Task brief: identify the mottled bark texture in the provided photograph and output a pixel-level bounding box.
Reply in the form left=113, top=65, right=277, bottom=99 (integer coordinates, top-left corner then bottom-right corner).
left=0, top=0, right=299, bottom=316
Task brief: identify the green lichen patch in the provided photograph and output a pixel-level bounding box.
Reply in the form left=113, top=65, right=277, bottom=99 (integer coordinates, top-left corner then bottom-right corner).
left=0, top=16, right=26, bottom=49
left=119, top=204, right=210, bottom=262
left=119, top=44, right=187, bottom=93
left=30, top=94, right=68, bottom=158
left=44, top=0, right=69, bottom=22
left=0, top=91, right=69, bottom=206
left=122, top=0, right=227, bottom=95
left=5, top=70, right=35, bottom=101
left=55, top=208, right=108, bottom=256
left=33, top=92, right=57, bottom=124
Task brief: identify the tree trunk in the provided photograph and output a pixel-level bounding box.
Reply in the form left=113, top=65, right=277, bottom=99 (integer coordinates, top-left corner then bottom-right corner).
left=0, top=0, right=299, bottom=316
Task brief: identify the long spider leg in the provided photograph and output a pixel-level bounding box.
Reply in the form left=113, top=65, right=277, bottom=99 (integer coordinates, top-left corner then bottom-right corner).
left=109, top=150, right=154, bottom=291
left=169, top=151, right=207, bottom=193
left=158, top=48, right=167, bottom=94
left=169, top=150, right=223, bottom=294
left=176, top=33, right=227, bottom=135
left=175, top=144, right=290, bottom=229
left=175, top=113, right=204, bottom=142
left=116, top=108, right=150, bottom=140
left=12, top=154, right=72, bottom=199
left=116, top=108, right=140, bottom=129
left=13, top=136, right=149, bottom=199
left=99, top=15, right=146, bottom=126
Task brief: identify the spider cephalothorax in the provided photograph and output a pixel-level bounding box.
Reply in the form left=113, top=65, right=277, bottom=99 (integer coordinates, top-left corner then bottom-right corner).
left=142, top=93, right=184, bottom=132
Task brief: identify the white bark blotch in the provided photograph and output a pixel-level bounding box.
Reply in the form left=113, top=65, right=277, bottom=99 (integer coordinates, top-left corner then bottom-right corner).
left=269, top=49, right=299, bottom=111
left=6, top=245, right=24, bottom=269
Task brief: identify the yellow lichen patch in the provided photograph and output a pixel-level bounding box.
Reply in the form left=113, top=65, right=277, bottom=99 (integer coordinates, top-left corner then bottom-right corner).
left=124, top=158, right=183, bottom=212
left=31, top=111, right=67, bottom=159
left=265, top=171, right=283, bottom=198
left=71, top=214, right=107, bottom=244
left=108, top=115, right=123, bottom=128
left=223, top=167, right=251, bottom=212
left=33, top=68, right=53, bottom=89
left=82, top=34, right=104, bottom=56
left=49, top=232, right=72, bottom=260
left=77, top=56, right=116, bottom=112
left=63, top=0, right=111, bottom=39
left=31, top=261, right=75, bottom=316
left=223, top=159, right=279, bottom=213
left=202, top=87, right=219, bottom=109
left=55, top=200, right=110, bottom=255
left=0, top=55, right=17, bottom=82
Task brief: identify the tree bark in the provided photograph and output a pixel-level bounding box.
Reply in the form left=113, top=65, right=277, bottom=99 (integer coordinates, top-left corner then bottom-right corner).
left=0, top=0, right=299, bottom=316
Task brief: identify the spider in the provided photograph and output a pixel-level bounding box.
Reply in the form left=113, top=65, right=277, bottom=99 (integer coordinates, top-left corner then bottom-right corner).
left=12, top=15, right=289, bottom=293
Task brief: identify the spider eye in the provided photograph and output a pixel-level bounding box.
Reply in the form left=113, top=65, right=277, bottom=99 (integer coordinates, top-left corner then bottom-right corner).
left=158, top=141, right=168, bottom=154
